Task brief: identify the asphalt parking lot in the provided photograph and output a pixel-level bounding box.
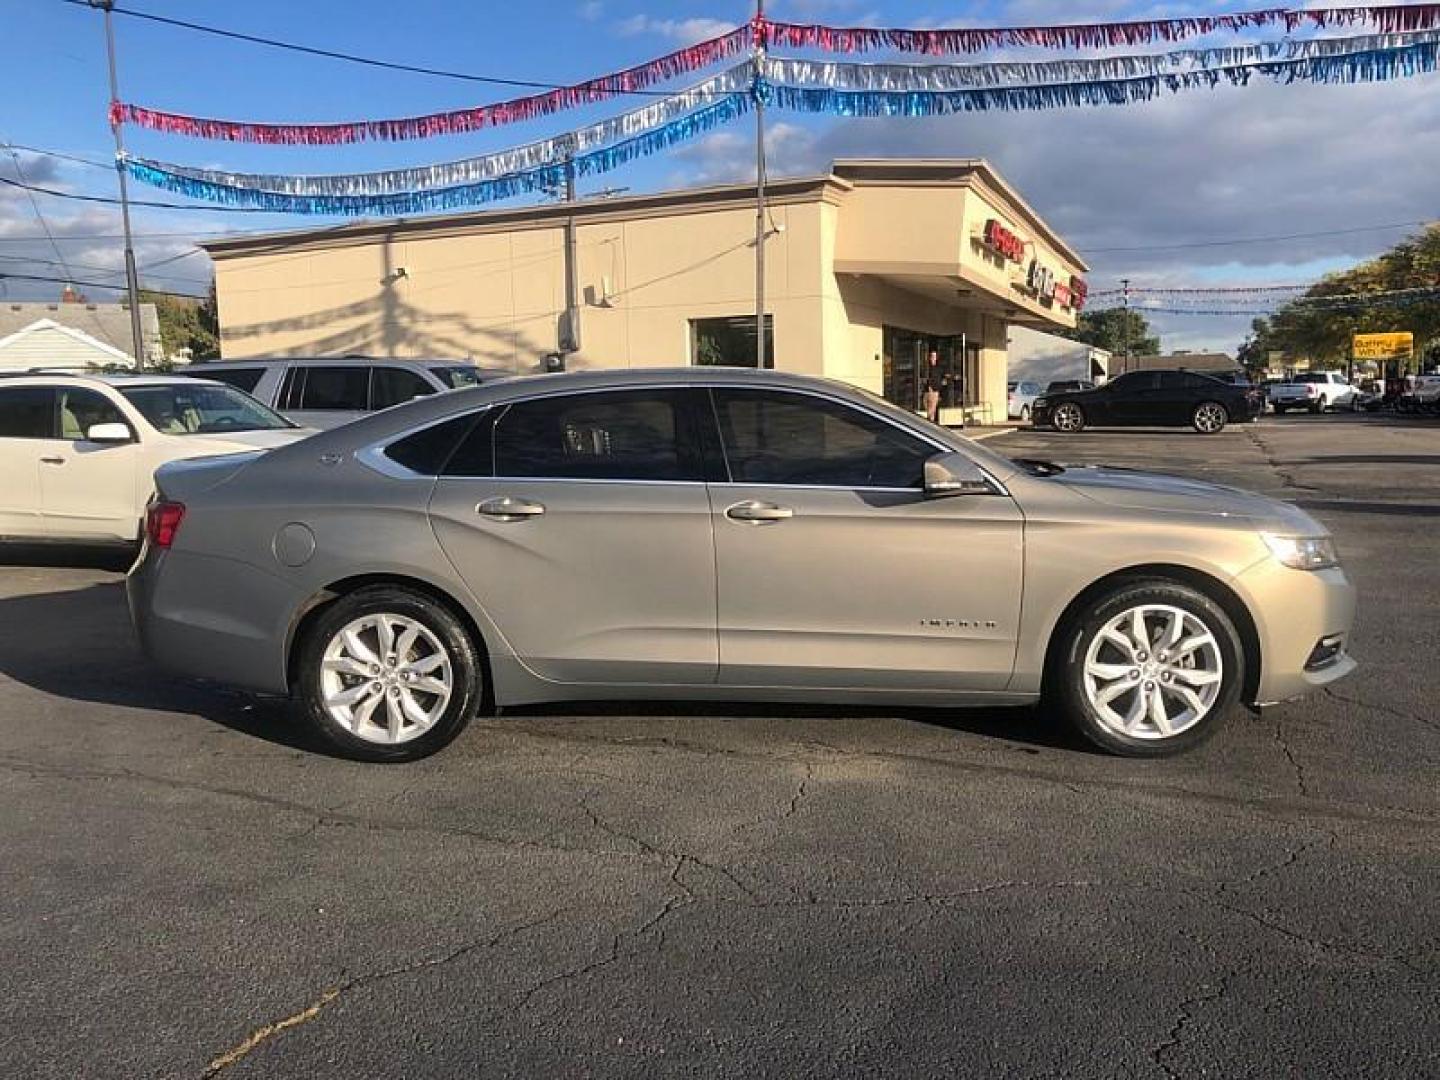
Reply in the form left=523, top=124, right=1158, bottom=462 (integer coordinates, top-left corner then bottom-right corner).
left=2, top=413, right=1436, bottom=1079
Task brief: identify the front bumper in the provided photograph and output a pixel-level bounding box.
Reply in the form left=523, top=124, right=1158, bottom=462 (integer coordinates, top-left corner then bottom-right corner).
left=1233, top=558, right=1358, bottom=705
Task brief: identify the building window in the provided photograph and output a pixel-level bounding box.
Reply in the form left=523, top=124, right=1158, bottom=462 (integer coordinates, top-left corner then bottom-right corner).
left=691, top=315, right=773, bottom=369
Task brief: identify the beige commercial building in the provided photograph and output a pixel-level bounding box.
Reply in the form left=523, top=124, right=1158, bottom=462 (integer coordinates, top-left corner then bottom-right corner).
left=205, top=159, right=1088, bottom=424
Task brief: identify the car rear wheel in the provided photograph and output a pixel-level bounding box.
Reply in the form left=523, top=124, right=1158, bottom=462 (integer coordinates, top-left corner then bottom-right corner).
left=1052, top=402, right=1086, bottom=433
left=1192, top=401, right=1228, bottom=434
left=296, top=586, right=483, bottom=762
left=1051, top=579, right=1242, bottom=757
left=1020, top=405, right=1032, bottom=423
left=1310, top=395, right=1326, bottom=414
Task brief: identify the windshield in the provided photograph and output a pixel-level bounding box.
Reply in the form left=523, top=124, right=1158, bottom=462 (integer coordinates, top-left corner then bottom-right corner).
left=429, top=365, right=484, bottom=389
left=1294, top=373, right=1329, bottom=383
left=120, top=383, right=295, bottom=435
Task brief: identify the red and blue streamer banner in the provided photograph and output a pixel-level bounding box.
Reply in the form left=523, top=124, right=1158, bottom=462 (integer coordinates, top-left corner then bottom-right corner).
left=765, top=4, right=1440, bottom=54
left=121, top=94, right=753, bottom=215
left=108, top=26, right=751, bottom=144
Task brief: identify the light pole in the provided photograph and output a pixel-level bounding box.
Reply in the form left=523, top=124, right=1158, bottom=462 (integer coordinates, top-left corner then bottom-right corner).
left=1120, top=277, right=1131, bottom=371
left=93, top=0, right=146, bottom=370
left=753, top=0, right=768, bottom=370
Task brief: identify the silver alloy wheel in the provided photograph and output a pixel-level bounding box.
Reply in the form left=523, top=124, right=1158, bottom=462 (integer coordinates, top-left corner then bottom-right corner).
left=1082, top=603, right=1224, bottom=740
left=1193, top=402, right=1227, bottom=433
left=319, top=614, right=453, bottom=744
left=1053, top=403, right=1083, bottom=432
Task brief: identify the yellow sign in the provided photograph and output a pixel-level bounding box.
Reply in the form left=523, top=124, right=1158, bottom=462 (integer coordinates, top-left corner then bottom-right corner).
left=1352, top=332, right=1413, bottom=360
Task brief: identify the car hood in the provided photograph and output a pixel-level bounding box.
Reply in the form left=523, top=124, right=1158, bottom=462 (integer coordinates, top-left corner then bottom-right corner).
left=1055, top=466, right=1322, bottom=532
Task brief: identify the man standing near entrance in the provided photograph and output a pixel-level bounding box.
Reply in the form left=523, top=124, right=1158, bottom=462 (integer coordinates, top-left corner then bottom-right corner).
left=923, top=350, right=942, bottom=423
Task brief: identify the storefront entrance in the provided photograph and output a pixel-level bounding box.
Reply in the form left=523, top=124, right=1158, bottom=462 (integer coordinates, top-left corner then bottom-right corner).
left=882, top=326, right=981, bottom=420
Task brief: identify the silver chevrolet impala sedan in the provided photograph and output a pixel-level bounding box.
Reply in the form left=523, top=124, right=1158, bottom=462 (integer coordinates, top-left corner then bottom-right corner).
left=127, top=369, right=1357, bottom=762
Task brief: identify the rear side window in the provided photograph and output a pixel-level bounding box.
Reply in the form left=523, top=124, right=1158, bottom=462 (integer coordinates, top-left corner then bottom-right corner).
left=194, top=366, right=264, bottom=393
left=384, top=413, right=477, bottom=475
left=0, top=387, right=56, bottom=438
left=490, top=391, right=703, bottom=481
left=372, top=367, right=436, bottom=410
left=298, top=366, right=370, bottom=410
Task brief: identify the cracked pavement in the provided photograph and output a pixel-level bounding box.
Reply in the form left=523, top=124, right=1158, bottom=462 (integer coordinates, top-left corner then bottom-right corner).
left=1, top=413, right=1437, bottom=1078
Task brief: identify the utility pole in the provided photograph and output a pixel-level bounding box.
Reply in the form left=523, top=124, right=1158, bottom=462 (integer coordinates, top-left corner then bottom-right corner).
left=560, top=141, right=580, bottom=362
left=1120, top=277, right=1131, bottom=372
left=753, top=0, right=768, bottom=370
left=94, top=0, right=146, bottom=370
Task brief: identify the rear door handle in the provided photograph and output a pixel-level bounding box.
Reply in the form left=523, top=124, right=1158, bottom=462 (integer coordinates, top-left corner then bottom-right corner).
left=476, top=496, right=546, bottom=522
left=39, top=456, right=65, bottom=465
left=726, top=500, right=794, bottom=523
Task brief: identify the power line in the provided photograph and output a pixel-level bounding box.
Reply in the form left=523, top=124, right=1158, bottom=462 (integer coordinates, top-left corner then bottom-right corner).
left=0, top=230, right=238, bottom=243
left=2, top=143, right=113, bottom=170
left=0, top=173, right=298, bottom=213
left=0, top=268, right=206, bottom=300
left=54, top=0, right=701, bottom=95
left=0, top=251, right=209, bottom=285
left=1083, top=220, right=1431, bottom=254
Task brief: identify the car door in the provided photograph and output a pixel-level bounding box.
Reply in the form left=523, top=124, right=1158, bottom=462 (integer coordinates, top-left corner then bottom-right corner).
left=0, top=386, right=52, bottom=538
left=427, top=388, right=720, bottom=685
left=1104, top=372, right=1160, bottom=425
left=706, top=387, right=1024, bottom=691
left=38, top=386, right=142, bottom=540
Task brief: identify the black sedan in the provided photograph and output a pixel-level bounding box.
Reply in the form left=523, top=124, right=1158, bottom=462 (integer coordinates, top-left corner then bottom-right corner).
left=1031, top=370, right=1263, bottom=434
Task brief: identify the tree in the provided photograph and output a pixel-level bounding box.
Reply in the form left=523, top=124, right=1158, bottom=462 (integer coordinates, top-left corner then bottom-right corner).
left=1059, top=307, right=1160, bottom=358
left=142, top=286, right=219, bottom=361
left=1248, top=223, right=1440, bottom=372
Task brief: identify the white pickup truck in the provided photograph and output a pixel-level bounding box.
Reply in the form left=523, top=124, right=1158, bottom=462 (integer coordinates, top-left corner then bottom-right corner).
left=1269, top=371, right=1358, bottom=414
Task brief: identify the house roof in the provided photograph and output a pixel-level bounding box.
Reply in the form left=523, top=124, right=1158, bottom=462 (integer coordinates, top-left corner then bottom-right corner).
left=0, top=318, right=137, bottom=366
left=0, top=302, right=160, bottom=357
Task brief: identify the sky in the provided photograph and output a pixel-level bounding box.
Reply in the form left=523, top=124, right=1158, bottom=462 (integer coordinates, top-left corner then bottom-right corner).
left=2, top=0, right=1438, bottom=353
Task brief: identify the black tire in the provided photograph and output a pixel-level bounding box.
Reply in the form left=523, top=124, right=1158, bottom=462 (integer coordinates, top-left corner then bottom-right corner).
left=1020, top=405, right=1031, bottom=423
left=1192, top=401, right=1229, bottom=434
left=1273, top=404, right=1287, bottom=415
left=1309, top=396, right=1325, bottom=414
left=1051, top=402, right=1086, bottom=433
left=295, top=585, right=483, bottom=762
left=1050, top=578, right=1243, bottom=757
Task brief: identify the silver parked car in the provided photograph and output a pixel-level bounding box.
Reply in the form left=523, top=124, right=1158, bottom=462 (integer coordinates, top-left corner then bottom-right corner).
left=189, top=357, right=513, bottom=429
left=128, top=369, right=1357, bottom=762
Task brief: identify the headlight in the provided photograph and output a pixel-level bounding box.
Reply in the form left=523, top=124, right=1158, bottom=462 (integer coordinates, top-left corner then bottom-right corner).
left=1262, top=533, right=1339, bottom=571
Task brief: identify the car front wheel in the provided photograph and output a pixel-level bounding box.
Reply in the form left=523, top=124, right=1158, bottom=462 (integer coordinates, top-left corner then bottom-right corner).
left=296, top=586, right=483, bottom=762
left=1052, top=579, right=1243, bottom=756
left=1192, top=401, right=1228, bottom=434
left=1052, top=402, right=1086, bottom=433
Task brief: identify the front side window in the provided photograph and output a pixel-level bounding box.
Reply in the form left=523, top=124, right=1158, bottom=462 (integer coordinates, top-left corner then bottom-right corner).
left=491, top=391, right=703, bottom=481
left=120, top=384, right=294, bottom=435
left=691, top=315, right=774, bottom=369
left=0, top=387, right=56, bottom=439
left=1108, top=372, right=1156, bottom=393
left=429, top=365, right=485, bottom=389
left=372, top=367, right=436, bottom=410
left=57, top=388, right=130, bottom=440
left=298, top=366, right=370, bottom=411
left=711, top=388, right=933, bottom=489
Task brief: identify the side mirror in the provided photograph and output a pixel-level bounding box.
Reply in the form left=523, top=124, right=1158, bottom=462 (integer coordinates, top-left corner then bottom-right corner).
left=86, top=422, right=133, bottom=444
left=924, top=452, right=995, bottom=497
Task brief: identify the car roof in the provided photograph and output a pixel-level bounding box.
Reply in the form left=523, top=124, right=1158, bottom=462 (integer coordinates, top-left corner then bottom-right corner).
left=200, top=356, right=489, bottom=368
left=0, top=371, right=216, bottom=388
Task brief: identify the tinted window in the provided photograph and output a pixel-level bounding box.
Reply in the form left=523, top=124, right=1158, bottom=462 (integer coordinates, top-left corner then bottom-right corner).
left=0, top=387, right=56, bottom=439
left=384, top=413, right=477, bottom=475
left=373, top=367, right=436, bottom=410
left=298, top=366, right=370, bottom=410
left=57, top=388, right=129, bottom=440
left=193, top=366, right=264, bottom=393
left=1108, top=373, right=1156, bottom=392
left=492, top=391, right=702, bottom=481
left=1155, top=372, right=1188, bottom=390
left=712, top=389, right=932, bottom=488
left=429, top=365, right=485, bottom=389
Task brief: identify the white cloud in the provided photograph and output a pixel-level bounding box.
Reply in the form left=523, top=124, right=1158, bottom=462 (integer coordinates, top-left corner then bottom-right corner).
left=614, top=15, right=738, bottom=44
left=578, top=0, right=604, bottom=21
left=669, top=121, right=824, bottom=186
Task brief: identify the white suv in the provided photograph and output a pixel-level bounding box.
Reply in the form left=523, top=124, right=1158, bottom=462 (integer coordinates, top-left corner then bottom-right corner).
left=0, top=373, right=313, bottom=543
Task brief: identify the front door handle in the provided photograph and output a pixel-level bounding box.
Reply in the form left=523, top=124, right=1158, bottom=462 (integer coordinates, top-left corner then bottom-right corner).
left=476, top=496, right=546, bottom=522
left=726, top=500, right=794, bottom=523
left=39, top=456, right=65, bottom=465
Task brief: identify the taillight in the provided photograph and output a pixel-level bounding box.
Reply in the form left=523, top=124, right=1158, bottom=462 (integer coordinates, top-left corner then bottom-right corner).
left=145, top=501, right=186, bottom=549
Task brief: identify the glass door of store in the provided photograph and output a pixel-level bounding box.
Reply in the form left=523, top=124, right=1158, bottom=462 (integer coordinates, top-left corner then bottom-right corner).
left=883, top=327, right=965, bottom=420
